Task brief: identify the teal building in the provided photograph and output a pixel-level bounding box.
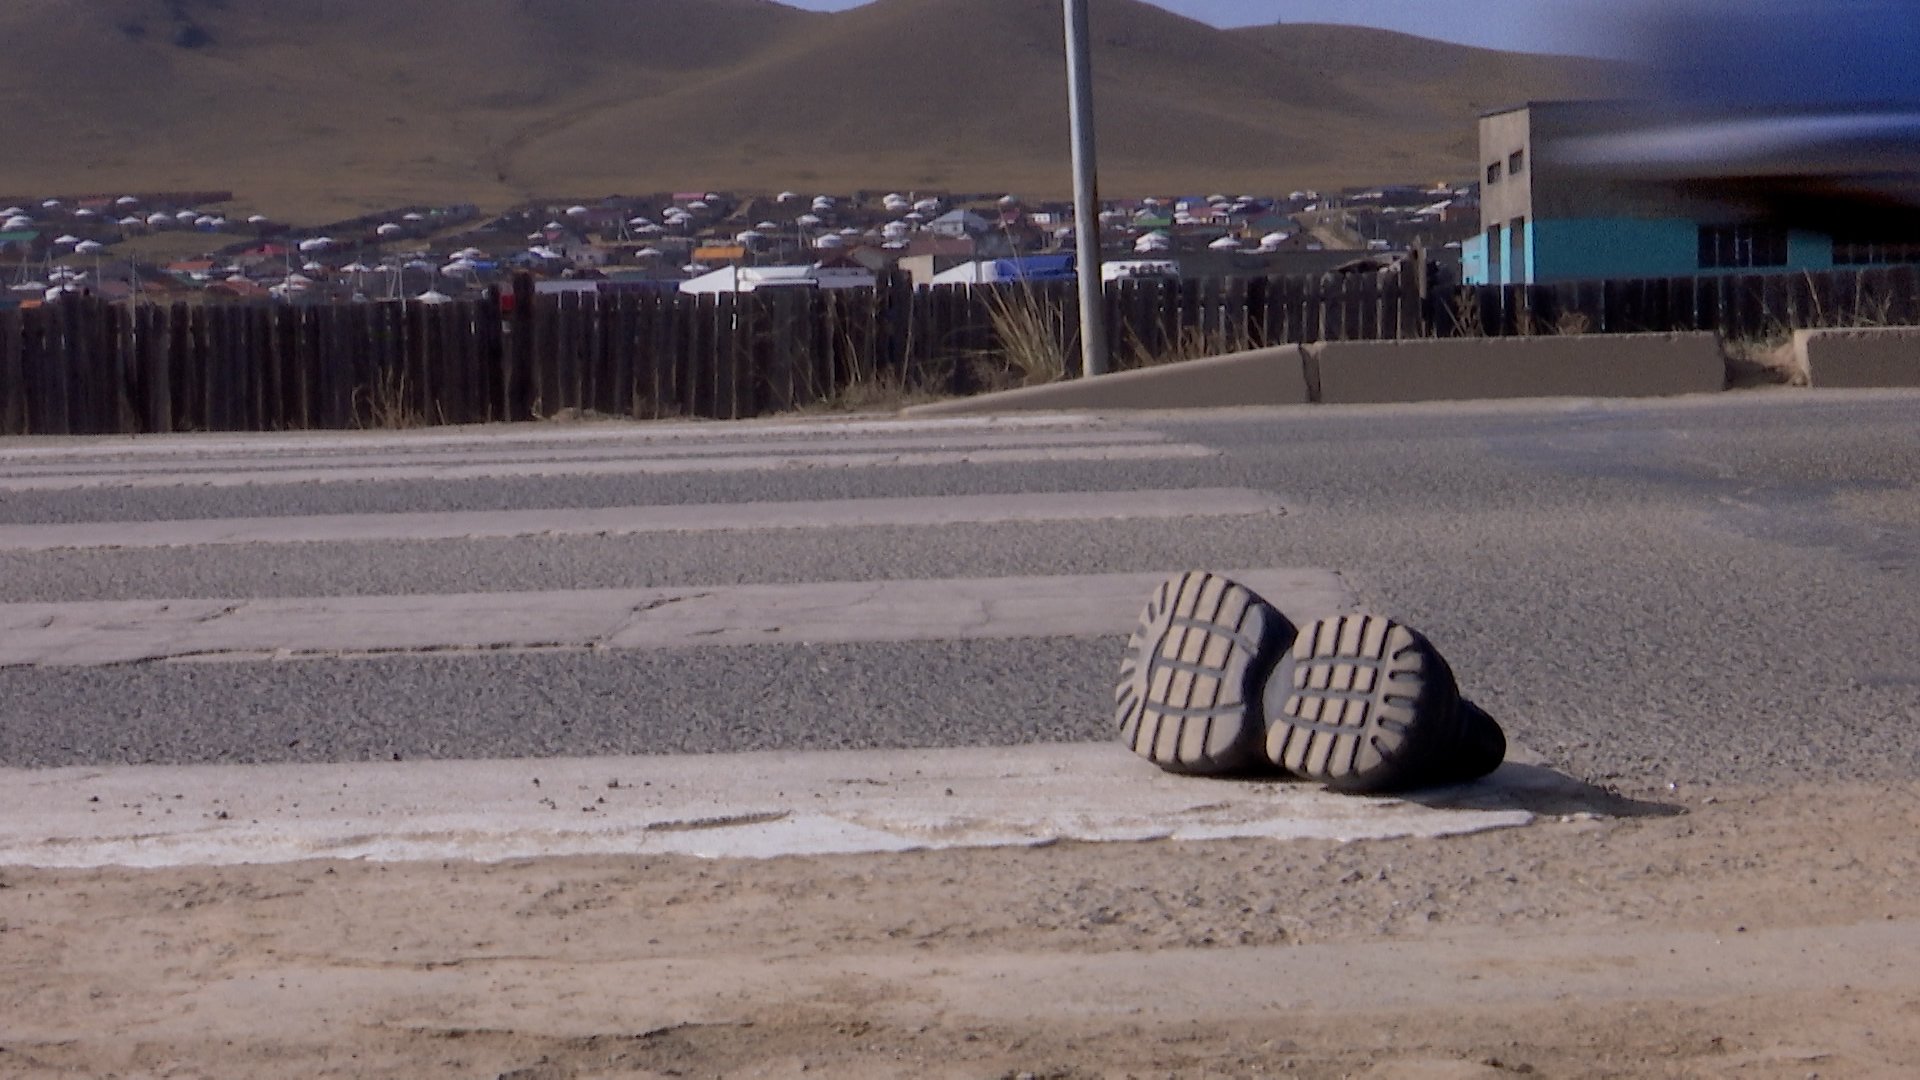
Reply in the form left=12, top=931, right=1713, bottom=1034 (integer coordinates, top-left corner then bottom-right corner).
left=1462, top=101, right=1917, bottom=286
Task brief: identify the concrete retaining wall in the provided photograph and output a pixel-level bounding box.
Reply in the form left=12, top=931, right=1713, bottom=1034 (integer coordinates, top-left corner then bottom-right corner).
left=902, top=345, right=1310, bottom=416
left=1792, top=327, right=1920, bottom=389
left=901, top=333, right=1743, bottom=416
left=1308, top=333, right=1725, bottom=405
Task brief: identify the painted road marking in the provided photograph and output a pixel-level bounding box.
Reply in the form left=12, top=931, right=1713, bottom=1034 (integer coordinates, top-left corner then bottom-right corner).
left=0, top=442, right=1217, bottom=491
left=0, top=412, right=1109, bottom=461
left=0, top=488, right=1283, bottom=551
left=0, top=568, right=1353, bottom=667
left=0, top=415, right=1486, bottom=871
left=0, top=429, right=1167, bottom=480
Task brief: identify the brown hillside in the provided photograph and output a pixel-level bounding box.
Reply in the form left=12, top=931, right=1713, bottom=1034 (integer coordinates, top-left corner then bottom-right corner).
left=1234, top=22, right=1626, bottom=168
left=0, top=0, right=1621, bottom=222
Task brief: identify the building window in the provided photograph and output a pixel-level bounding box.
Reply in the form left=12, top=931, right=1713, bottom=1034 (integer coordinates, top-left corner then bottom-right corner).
left=1698, top=224, right=1788, bottom=269
left=1508, top=149, right=1525, bottom=175
left=1486, top=161, right=1502, bottom=185
left=1832, top=231, right=1920, bottom=265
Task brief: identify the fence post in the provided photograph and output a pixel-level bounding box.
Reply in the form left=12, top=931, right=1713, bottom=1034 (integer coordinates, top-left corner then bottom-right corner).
left=1706, top=275, right=1732, bottom=335
left=1355, top=274, right=1381, bottom=340
left=328, top=302, right=356, bottom=427
left=256, top=303, right=284, bottom=430
left=1401, top=253, right=1425, bottom=339
left=109, top=302, right=136, bottom=432
left=634, top=290, right=663, bottom=418
left=22, top=307, right=57, bottom=434
left=507, top=273, right=535, bottom=420
left=60, top=298, right=90, bottom=433
left=206, top=303, right=235, bottom=431
left=0, top=307, right=23, bottom=435
left=908, top=284, right=933, bottom=387
left=579, top=291, right=604, bottom=416
left=607, top=291, right=635, bottom=418
left=1736, top=274, right=1766, bottom=340
left=563, top=291, right=590, bottom=413
left=437, top=301, right=464, bottom=424
left=1276, top=276, right=1302, bottom=344
left=188, top=303, right=216, bottom=430
left=680, top=292, right=706, bottom=417
left=714, top=292, right=741, bottom=419
left=1644, top=276, right=1672, bottom=332
left=1888, top=266, right=1919, bottom=326
left=936, top=283, right=965, bottom=388
left=1664, top=277, right=1694, bottom=332
left=165, top=303, right=191, bottom=430
left=662, top=292, right=690, bottom=416
left=1760, top=273, right=1790, bottom=335
left=56, top=298, right=86, bottom=434
left=1341, top=276, right=1367, bottom=340
left=151, top=303, right=175, bottom=433
left=528, top=292, right=555, bottom=418
left=418, top=299, right=445, bottom=423
left=231, top=302, right=258, bottom=430
left=1304, top=276, right=1329, bottom=343
left=249, top=304, right=274, bottom=429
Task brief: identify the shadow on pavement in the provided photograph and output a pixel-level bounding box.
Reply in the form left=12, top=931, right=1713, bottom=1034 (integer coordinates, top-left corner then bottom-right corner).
left=1409, top=762, right=1684, bottom=819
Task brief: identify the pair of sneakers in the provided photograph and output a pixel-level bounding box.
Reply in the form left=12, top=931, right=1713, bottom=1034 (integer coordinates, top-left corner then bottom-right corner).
left=1115, top=570, right=1506, bottom=793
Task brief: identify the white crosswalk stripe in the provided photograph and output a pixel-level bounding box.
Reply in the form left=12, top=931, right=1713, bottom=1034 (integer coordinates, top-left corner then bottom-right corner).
left=0, top=569, right=1352, bottom=668
left=0, top=412, right=1110, bottom=461
left=0, top=428, right=1165, bottom=476
left=0, top=488, right=1282, bottom=551
left=0, top=420, right=1217, bottom=491
left=0, top=441, right=1221, bottom=491
left=0, top=414, right=1537, bottom=867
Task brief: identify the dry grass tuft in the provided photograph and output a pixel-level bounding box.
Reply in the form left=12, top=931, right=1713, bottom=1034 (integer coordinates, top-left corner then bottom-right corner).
left=1446, top=289, right=1485, bottom=338
left=779, top=325, right=948, bottom=415
left=1554, top=310, right=1592, bottom=335
left=1119, top=323, right=1256, bottom=369
left=981, top=283, right=1071, bottom=389
left=1722, top=320, right=1809, bottom=389
left=802, top=367, right=947, bottom=414
left=353, top=368, right=429, bottom=429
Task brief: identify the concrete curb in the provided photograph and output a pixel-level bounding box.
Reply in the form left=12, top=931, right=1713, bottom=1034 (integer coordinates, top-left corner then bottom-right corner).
left=1308, top=333, right=1726, bottom=404
left=1792, top=326, right=1920, bottom=388
left=902, top=345, right=1310, bottom=416
left=900, top=334, right=1728, bottom=416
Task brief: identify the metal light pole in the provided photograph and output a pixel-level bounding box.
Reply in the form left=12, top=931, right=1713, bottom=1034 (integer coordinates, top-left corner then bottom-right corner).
left=1063, top=0, right=1108, bottom=377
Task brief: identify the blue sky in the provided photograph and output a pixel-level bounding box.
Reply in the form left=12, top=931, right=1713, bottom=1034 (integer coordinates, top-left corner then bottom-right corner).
left=777, top=0, right=1625, bottom=56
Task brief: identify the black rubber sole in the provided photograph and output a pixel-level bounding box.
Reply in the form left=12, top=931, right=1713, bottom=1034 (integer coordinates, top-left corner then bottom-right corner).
left=1116, top=571, right=1296, bottom=775
left=1434, top=699, right=1507, bottom=786
left=1261, top=613, right=1460, bottom=793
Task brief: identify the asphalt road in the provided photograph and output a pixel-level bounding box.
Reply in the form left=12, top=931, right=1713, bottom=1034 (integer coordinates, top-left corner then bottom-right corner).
left=2, top=390, right=1916, bottom=793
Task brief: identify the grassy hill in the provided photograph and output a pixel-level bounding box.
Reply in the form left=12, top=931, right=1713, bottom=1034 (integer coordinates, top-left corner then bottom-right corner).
left=0, top=0, right=1621, bottom=222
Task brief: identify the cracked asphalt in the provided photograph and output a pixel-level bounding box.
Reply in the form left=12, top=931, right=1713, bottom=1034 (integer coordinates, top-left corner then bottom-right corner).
left=2, top=389, right=1917, bottom=795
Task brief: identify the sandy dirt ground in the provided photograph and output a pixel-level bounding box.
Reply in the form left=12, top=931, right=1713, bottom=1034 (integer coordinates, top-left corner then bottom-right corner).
left=5, top=780, right=1920, bottom=1079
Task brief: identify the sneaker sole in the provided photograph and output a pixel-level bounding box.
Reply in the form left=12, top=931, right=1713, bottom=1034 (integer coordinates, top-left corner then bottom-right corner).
left=1116, top=571, right=1295, bottom=775
left=1430, top=699, right=1507, bottom=786
left=1262, top=613, right=1459, bottom=793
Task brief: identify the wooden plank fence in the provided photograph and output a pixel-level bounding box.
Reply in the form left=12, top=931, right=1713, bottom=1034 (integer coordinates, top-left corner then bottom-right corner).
left=3, top=261, right=1918, bottom=435
left=1437, top=264, right=1920, bottom=341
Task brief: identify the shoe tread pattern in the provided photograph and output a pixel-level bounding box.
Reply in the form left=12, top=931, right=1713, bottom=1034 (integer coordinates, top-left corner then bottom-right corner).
left=1116, top=571, right=1292, bottom=775
left=1263, top=613, right=1458, bottom=793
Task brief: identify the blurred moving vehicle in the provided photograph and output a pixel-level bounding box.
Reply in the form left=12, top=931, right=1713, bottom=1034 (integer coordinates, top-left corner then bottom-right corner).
left=1465, top=2, right=1920, bottom=285
left=1577, top=0, right=1920, bottom=230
